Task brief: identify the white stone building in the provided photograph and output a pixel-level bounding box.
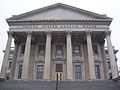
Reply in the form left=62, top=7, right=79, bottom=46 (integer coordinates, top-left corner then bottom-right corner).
left=0, top=3, right=119, bottom=80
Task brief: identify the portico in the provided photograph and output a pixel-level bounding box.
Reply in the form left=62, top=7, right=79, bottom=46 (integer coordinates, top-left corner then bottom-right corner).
left=0, top=3, right=118, bottom=80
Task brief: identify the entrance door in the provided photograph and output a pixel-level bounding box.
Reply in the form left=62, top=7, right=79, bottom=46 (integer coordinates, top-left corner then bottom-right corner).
left=55, top=64, right=63, bottom=80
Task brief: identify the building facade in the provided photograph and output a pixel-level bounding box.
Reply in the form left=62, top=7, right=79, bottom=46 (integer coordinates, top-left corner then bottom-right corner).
left=0, top=3, right=119, bottom=80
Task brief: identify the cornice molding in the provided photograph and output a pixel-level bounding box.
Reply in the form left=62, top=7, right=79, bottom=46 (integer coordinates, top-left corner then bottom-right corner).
left=7, top=19, right=112, bottom=22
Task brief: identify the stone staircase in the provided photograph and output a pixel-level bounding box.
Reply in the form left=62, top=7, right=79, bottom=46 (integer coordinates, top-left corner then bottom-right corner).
left=0, top=80, right=120, bottom=90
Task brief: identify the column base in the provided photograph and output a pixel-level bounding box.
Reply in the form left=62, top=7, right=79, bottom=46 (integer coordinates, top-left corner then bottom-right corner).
left=21, top=77, right=29, bottom=80
left=0, top=76, right=5, bottom=81
left=89, top=77, right=96, bottom=80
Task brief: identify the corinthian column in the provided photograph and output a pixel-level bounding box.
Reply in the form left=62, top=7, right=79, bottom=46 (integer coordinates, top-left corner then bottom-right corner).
left=105, top=31, right=118, bottom=78
left=43, top=31, right=52, bottom=80
left=86, top=31, right=96, bottom=80
left=9, top=40, right=19, bottom=79
left=66, top=31, right=73, bottom=80
left=100, top=40, right=109, bottom=79
left=21, top=32, right=32, bottom=80
left=0, top=31, right=13, bottom=79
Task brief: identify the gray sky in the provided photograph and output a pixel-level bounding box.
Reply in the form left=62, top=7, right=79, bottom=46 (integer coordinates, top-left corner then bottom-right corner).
left=0, top=0, right=120, bottom=71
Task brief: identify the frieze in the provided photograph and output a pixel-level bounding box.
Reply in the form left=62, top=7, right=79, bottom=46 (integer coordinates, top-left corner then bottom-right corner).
left=22, top=24, right=96, bottom=29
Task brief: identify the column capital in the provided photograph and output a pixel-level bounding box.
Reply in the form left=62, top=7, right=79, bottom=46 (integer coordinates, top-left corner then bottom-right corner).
left=45, top=30, right=52, bottom=35
left=7, top=31, right=14, bottom=38
left=85, top=30, right=92, bottom=36
left=105, top=30, right=111, bottom=36
left=65, top=30, right=72, bottom=35
left=26, top=31, right=32, bottom=36
left=100, top=40, right=105, bottom=44
left=14, top=40, right=20, bottom=45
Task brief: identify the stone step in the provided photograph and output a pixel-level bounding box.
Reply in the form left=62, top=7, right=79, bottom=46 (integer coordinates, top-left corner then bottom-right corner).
left=0, top=80, right=119, bottom=90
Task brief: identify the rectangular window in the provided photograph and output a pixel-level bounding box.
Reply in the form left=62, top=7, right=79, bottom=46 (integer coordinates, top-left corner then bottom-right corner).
left=56, top=64, right=63, bottom=72
left=74, top=65, right=82, bottom=80
left=9, top=50, right=14, bottom=55
left=108, top=61, right=111, bottom=69
left=73, top=45, right=80, bottom=56
left=95, top=65, right=101, bottom=79
left=56, top=45, right=63, bottom=56
left=93, top=45, right=98, bottom=55
left=21, top=45, right=25, bottom=54
left=8, top=62, right=12, bottom=69
left=37, top=45, right=45, bottom=56
left=37, top=65, right=43, bottom=79
left=18, top=65, right=22, bottom=79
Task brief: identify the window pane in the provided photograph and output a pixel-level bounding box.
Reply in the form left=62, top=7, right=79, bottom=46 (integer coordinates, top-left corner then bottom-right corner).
left=75, top=65, right=82, bottom=79
left=38, top=45, right=45, bottom=56
left=37, top=65, right=43, bottom=79
left=95, top=65, right=101, bottom=79
left=56, top=64, right=62, bottom=72
left=56, top=45, right=63, bottom=56
left=21, top=45, right=25, bottom=54
left=108, top=61, right=111, bottom=69
left=73, top=45, right=80, bottom=56
left=8, top=62, right=12, bottom=69
left=93, top=45, right=98, bottom=55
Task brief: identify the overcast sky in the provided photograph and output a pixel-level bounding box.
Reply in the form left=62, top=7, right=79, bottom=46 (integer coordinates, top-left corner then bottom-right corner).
left=0, top=0, right=120, bottom=71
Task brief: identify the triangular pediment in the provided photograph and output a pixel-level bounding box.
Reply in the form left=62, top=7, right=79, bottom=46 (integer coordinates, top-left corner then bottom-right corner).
left=7, top=3, right=112, bottom=21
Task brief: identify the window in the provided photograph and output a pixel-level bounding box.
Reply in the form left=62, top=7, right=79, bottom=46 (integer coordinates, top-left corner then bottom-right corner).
left=109, top=73, right=112, bottom=79
left=73, top=45, right=80, bottom=56
left=93, top=45, right=98, bottom=55
left=56, top=64, right=63, bottom=72
left=9, top=50, right=14, bottom=55
left=18, top=65, right=22, bottom=79
left=8, top=62, right=12, bottom=69
left=95, top=65, right=101, bottom=79
left=21, top=45, right=25, bottom=54
left=37, top=45, right=45, bottom=56
left=37, top=65, right=43, bottom=79
left=56, top=45, right=63, bottom=56
left=108, top=61, right=111, bottom=69
left=74, top=65, right=82, bottom=80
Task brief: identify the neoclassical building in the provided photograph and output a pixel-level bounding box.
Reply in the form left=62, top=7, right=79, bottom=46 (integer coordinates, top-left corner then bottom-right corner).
left=0, top=3, right=119, bottom=80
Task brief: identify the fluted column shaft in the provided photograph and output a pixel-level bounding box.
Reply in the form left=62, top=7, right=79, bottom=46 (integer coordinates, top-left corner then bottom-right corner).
left=0, top=31, right=13, bottom=78
left=66, top=31, right=73, bottom=80
left=86, top=31, right=96, bottom=80
left=105, top=31, right=118, bottom=78
left=21, top=32, right=32, bottom=80
left=9, top=41, right=19, bottom=79
left=100, top=41, right=109, bottom=79
left=43, top=31, right=51, bottom=80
